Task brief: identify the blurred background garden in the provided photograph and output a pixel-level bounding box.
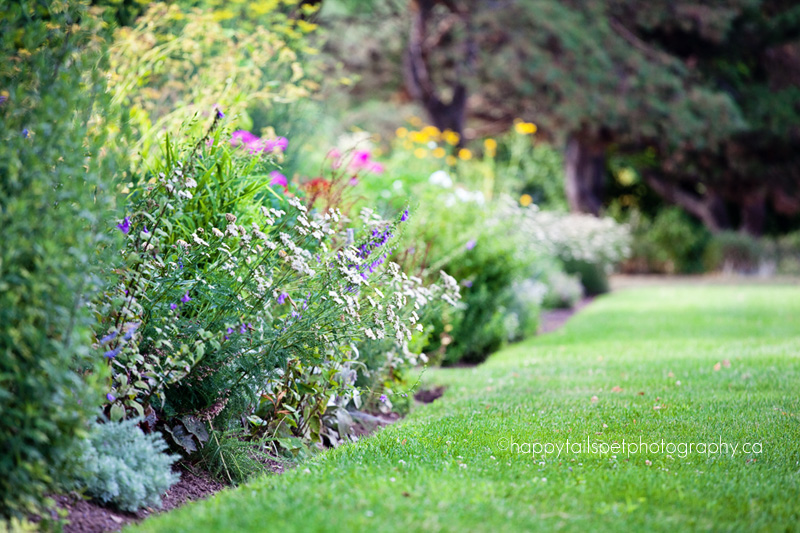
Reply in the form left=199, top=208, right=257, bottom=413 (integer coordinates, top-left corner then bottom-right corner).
left=1, top=0, right=799, bottom=529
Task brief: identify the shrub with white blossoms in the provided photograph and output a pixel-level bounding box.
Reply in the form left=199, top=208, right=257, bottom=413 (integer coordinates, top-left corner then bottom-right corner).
left=96, top=129, right=459, bottom=451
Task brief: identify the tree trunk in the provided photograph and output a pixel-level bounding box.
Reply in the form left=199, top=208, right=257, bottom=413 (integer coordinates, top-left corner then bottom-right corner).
left=403, top=0, right=473, bottom=139
left=565, top=134, right=606, bottom=215
left=644, top=173, right=731, bottom=232
left=740, top=189, right=766, bottom=236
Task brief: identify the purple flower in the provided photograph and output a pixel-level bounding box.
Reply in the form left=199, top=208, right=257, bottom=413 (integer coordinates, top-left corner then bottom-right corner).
left=379, top=394, right=388, bottom=404
left=215, top=106, right=225, bottom=119
left=117, top=216, right=131, bottom=234
left=104, top=346, right=122, bottom=359
left=463, top=280, right=473, bottom=288
left=0, top=95, right=6, bottom=105
left=232, top=130, right=259, bottom=146
left=227, top=327, right=234, bottom=334
left=273, top=137, right=288, bottom=152
left=181, top=292, right=192, bottom=303
left=277, top=292, right=288, bottom=305
left=239, top=323, right=247, bottom=334
left=99, top=331, right=117, bottom=345
left=178, top=258, right=184, bottom=270
left=269, top=171, right=288, bottom=187
left=123, top=322, right=140, bottom=340
left=106, top=393, right=116, bottom=402
left=22, top=128, right=29, bottom=138
left=465, top=239, right=477, bottom=250
left=170, top=303, right=178, bottom=310
left=143, top=225, right=149, bottom=233
left=400, top=209, right=409, bottom=222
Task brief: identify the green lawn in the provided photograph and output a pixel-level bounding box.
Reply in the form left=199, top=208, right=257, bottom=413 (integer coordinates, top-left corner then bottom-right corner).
left=132, top=286, right=800, bottom=532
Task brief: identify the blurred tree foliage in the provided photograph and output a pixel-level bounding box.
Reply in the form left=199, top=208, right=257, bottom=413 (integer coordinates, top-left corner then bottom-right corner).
left=318, top=0, right=800, bottom=235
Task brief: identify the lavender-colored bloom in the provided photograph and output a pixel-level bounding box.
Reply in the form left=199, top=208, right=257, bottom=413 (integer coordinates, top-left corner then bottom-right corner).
left=170, top=303, right=178, bottom=310
left=104, top=346, right=122, bottom=359
left=215, top=106, right=225, bottom=119
left=0, top=95, right=6, bottom=105
left=143, top=225, right=149, bottom=233
left=99, top=331, right=117, bottom=345
left=291, top=310, right=302, bottom=319
left=239, top=324, right=247, bottom=334
left=465, top=239, right=477, bottom=250
left=227, top=327, right=234, bottom=334
left=400, top=209, right=409, bottom=222
left=463, top=280, right=473, bottom=288
left=277, top=292, right=288, bottom=305
left=22, top=128, right=29, bottom=138
left=106, top=393, right=116, bottom=402
left=123, top=322, right=140, bottom=340
left=178, top=258, right=184, bottom=270
left=379, top=394, right=388, bottom=403
left=117, top=216, right=131, bottom=234
left=181, top=292, right=192, bottom=303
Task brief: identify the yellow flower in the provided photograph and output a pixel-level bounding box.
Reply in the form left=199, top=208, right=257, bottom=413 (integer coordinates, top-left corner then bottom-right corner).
left=395, top=127, right=408, bottom=139
left=443, top=130, right=460, bottom=146
left=414, top=148, right=428, bottom=159
left=514, top=122, right=538, bottom=135
left=484, top=138, right=497, bottom=157
left=402, top=140, right=413, bottom=150
left=458, top=148, right=472, bottom=161
left=408, top=116, right=423, bottom=127
left=422, top=125, right=441, bottom=138
left=409, top=131, right=429, bottom=144
left=519, top=194, right=533, bottom=207
left=432, top=147, right=446, bottom=158
left=446, top=155, right=458, bottom=166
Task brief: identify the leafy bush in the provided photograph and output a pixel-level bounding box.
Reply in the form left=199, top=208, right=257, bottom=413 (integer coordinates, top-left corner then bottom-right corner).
left=621, top=207, right=710, bottom=273
left=0, top=1, right=124, bottom=519
left=703, top=231, right=765, bottom=274
left=541, top=269, right=583, bottom=309
left=70, top=419, right=179, bottom=512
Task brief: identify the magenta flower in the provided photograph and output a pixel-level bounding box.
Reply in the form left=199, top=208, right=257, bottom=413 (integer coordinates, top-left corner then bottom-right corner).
left=231, top=130, right=259, bottom=147
left=273, top=137, right=288, bottom=151
left=269, top=171, right=288, bottom=187
left=367, top=162, right=385, bottom=175
left=117, top=216, right=131, bottom=234
left=349, top=177, right=359, bottom=186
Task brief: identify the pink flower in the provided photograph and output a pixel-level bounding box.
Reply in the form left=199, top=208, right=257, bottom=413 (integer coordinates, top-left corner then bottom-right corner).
left=269, top=171, right=288, bottom=187
left=367, top=162, right=385, bottom=175
left=351, top=150, right=371, bottom=170
left=231, top=130, right=259, bottom=147
left=273, top=137, right=288, bottom=152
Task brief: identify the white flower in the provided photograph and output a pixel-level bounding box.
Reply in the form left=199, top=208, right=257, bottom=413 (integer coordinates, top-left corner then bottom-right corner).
left=429, top=170, right=453, bottom=188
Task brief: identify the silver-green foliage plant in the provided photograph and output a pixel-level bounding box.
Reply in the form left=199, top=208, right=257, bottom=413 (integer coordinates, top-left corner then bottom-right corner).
left=73, top=419, right=179, bottom=512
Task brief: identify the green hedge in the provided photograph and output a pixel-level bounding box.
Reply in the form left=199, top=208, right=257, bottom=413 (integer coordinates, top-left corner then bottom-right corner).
left=0, top=1, right=123, bottom=518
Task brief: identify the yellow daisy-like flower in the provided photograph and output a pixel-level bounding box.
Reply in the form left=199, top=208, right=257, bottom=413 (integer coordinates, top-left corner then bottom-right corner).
left=443, top=130, right=460, bottom=146
left=519, top=194, right=533, bottom=207
left=414, top=148, right=428, bottom=159
left=432, top=147, right=446, bottom=158
left=395, top=127, right=408, bottom=139
left=514, top=122, right=537, bottom=135
left=409, top=131, right=429, bottom=144
left=484, top=138, right=497, bottom=151
left=446, top=155, right=458, bottom=166
left=422, top=125, right=441, bottom=138
left=458, top=148, right=472, bottom=161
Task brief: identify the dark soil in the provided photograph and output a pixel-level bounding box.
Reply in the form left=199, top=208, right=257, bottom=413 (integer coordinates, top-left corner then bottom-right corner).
left=50, top=463, right=225, bottom=533
left=538, top=297, right=594, bottom=334
left=414, top=385, right=446, bottom=404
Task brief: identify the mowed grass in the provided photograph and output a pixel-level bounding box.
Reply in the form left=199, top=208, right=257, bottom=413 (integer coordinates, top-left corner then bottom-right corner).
left=132, top=286, right=800, bottom=532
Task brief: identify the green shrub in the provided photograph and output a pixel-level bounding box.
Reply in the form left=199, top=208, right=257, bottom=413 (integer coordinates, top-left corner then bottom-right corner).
left=0, top=1, right=124, bottom=519
left=703, top=231, right=765, bottom=273
left=71, top=419, right=179, bottom=512
left=622, top=207, right=710, bottom=273
left=541, top=269, right=583, bottom=309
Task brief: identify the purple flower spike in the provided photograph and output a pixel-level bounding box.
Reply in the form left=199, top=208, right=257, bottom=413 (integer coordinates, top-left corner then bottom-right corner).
left=99, top=331, right=118, bottom=345
left=379, top=394, right=388, bottom=404
left=117, top=216, right=131, bottom=234
left=400, top=209, right=409, bottom=222
left=277, top=292, right=288, bottom=305
left=181, top=292, right=192, bottom=303
left=106, top=393, right=116, bottom=402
